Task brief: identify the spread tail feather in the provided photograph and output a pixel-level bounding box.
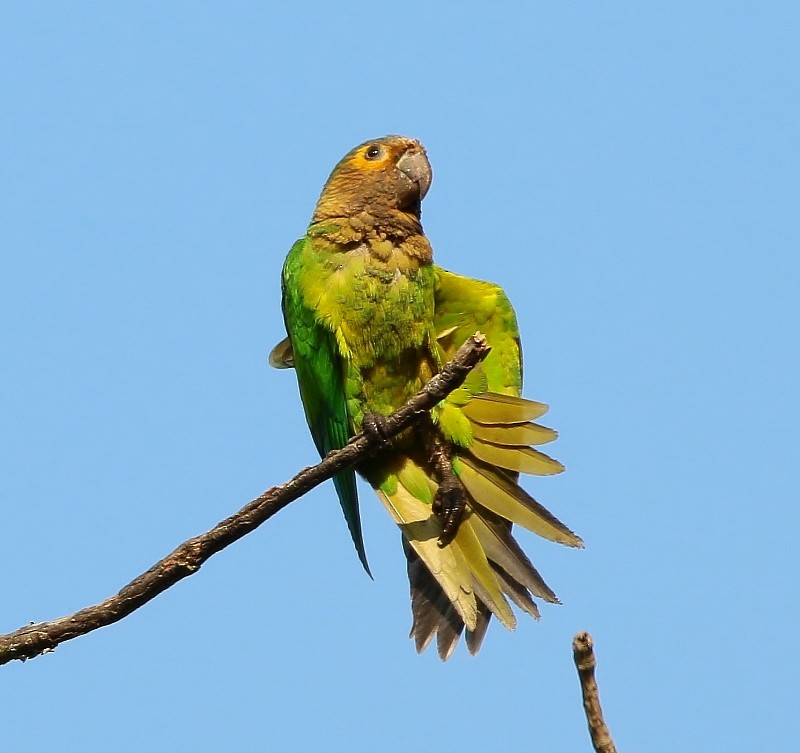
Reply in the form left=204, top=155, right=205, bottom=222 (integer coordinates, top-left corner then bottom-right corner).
left=404, top=515, right=561, bottom=659
left=404, top=538, right=464, bottom=660
left=461, top=393, right=549, bottom=423
left=468, top=440, right=565, bottom=475
left=375, top=482, right=479, bottom=631
left=457, top=455, right=583, bottom=547
left=372, top=389, right=583, bottom=657
left=389, top=454, right=575, bottom=658
left=404, top=538, right=494, bottom=660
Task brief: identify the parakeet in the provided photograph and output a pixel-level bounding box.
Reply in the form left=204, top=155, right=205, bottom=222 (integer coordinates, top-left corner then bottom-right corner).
left=270, top=135, right=582, bottom=659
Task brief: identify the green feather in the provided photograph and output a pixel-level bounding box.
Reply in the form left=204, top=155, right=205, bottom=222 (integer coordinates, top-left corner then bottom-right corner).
left=282, top=238, right=371, bottom=575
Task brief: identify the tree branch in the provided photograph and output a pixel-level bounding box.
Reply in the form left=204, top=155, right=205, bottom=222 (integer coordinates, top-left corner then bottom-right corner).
left=0, top=333, right=491, bottom=667
left=573, top=632, right=618, bottom=753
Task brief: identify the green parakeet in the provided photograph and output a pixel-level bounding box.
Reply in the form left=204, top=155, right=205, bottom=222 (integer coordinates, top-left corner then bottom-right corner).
left=270, top=135, right=582, bottom=659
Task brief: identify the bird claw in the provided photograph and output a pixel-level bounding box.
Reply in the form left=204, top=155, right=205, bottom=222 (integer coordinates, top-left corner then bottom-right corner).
left=361, top=412, right=392, bottom=449
left=433, top=477, right=468, bottom=547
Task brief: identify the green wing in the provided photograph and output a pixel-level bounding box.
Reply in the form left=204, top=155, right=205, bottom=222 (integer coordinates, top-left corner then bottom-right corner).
left=432, top=267, right=557, bottom=460
left=412, top=267, right=579, bottom=657
left=281, top=238, right=371, bottom=575
left=433, top=266, right=523, bottom=396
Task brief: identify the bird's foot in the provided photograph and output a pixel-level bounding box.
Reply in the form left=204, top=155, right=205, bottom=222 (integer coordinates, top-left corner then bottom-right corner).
left=361, top=412, right=392, bottom=450
left=432, top=477, right=468, bottom=547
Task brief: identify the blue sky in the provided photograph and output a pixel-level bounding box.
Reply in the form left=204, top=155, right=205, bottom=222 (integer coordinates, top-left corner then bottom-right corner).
left=2, top=3, right=798, bottom=750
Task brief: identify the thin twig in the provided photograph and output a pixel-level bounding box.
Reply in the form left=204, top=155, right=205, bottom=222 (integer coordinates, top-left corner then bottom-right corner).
left=573, top=632, right=618, bottom=753
left=0, top=334, right=491, bottom=667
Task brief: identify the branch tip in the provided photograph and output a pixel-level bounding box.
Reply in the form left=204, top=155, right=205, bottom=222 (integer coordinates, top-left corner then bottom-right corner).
left=572, top=631, right=618, bottom=753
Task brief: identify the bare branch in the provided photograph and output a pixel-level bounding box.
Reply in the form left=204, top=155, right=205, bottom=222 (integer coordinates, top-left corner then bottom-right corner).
left=0, top=334, right=491, bottom=667
left=573, top=632, right=618, bottom=753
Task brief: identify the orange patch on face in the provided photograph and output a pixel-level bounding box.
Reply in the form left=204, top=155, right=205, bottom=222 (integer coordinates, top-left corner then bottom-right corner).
left=349, top=151, right=391, bottom=172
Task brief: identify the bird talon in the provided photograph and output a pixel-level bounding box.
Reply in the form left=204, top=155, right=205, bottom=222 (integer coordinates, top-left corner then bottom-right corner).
left=361, top=412, right=392, bottom=449
left=433, top=478, right=467, bottom=546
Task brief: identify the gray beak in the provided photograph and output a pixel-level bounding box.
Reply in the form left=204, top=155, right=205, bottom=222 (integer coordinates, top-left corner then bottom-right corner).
left=397, top=148, right=433, bottom=200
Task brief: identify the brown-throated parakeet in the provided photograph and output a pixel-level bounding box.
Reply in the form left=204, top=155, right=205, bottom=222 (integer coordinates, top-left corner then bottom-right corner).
left=270, top=136, right=582, bottom=659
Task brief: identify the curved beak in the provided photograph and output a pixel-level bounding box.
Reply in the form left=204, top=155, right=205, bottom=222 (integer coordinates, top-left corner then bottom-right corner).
left=397, top=147, right=433, bottom=201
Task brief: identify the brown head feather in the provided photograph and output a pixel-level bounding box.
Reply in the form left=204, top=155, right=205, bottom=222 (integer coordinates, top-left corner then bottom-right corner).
left=311, top=136, right=432, bottom=241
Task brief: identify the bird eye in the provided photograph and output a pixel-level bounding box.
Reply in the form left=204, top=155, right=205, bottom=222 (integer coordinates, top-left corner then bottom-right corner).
left=364, top=145, right=382, bottom=160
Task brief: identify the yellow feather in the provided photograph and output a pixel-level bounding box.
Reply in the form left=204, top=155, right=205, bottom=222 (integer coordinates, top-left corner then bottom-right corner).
left=374, top=484, right=478, bottom=630
left=457, top=456, right=583, bottom=547
left=453, top=517, right=516, bottom=629
left=470, top=420, right=558, bottom=446
left=469, top=440, right=565, bottom=475
left=461, top=393, right=549, bottom=423
left=469, top=514, right=559, bottom=603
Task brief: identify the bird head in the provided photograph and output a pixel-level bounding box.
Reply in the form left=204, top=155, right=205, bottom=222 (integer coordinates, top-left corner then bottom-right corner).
left=312, top=136, right=432, bottom=230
